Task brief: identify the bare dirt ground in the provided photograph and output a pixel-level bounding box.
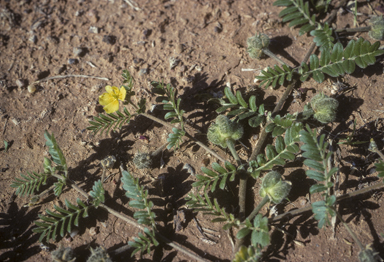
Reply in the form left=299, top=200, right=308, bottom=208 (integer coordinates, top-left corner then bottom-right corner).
left=1, top=0, right=384, bottom=261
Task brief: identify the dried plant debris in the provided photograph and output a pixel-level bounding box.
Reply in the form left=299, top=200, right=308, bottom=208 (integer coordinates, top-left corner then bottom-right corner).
left=169, top=57, right=180, bottom=69
left=87, top=246, right=112, bottom=262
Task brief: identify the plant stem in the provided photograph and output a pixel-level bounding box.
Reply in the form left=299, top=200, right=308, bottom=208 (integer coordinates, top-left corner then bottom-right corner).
left=263, top=49, right=289, bottom=66
left=141, top=112, right=227, bottom=162
left=334, top=208, right=365, bottom=250
left=249, top=80, right=297, bottom=162
left=226, top=139, right=241, bottom=166
left=52, top=173, right=209, bottom=262
left=335, top=26, right=371, bottom=33
left=226, top=138, right=247, bottom=223
left=234, top=196, right=270, bottom=252
left=245, top=196, right=270, bottom=222
left=28, top=184, right=56, bottom=205
left=151, top=141, right=170, bottom=157
left=270, top=181, right=384, bottom=222
left=99, top=203, right=209, bottom=262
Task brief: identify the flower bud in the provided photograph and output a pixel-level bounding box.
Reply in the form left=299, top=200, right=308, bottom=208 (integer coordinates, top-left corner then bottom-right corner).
left=43, top=157, right=52, bottom=173
left=247, top=33, right=270, bottom=59
left=133, top=152, right=152, bottom=169
left=207, top=115, right=244, bottom=148
left=369, top=16, right=384, bottom=40
left=259, top=171, right=292, bottom=204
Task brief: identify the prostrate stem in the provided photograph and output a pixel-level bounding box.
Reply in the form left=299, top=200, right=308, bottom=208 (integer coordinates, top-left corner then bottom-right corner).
left=335, top=26, right=371, bottom=33
left=271, top=181, right=384, bottom=222
left=246, top=196, right=270, bottom=222
left=263, top=49, right=289, bottom=66
left=52, top=173, right=209, bottom=262
left=334, top=208, right=365, bottom=250
left=141, top=112, right=226, bottom=162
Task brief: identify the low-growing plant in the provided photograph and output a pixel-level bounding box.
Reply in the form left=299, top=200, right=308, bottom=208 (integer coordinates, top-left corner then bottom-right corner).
left=9, top=0, right=384, bottom=261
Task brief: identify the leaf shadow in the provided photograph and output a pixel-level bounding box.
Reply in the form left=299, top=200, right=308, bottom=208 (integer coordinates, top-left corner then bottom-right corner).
left=0, top=203, right=41, bottom=261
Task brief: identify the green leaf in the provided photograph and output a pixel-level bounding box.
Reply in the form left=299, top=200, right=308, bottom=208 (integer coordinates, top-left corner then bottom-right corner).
left=44, top=131, right=67, bottom=171
left=3, top=140, right=8, bottom=152
left=89, top=180, right=105, bottom=207
left=249, top=115, right=264, bottom=127
left=309, top=184, right=327, bottom=194
left=224, top=87, right=238, bottom=105
left=236, top=91, right=248, bottom=108
left=236, top=227, right=251, bottom=239
left=249, top=96, right=257, bottom=111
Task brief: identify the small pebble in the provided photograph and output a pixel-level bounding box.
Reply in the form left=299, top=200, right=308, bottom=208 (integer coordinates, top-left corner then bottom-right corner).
left=87, top=9, right=99, bottom=23
left=179, top=65, right=187, bottom=72
left=68, top=58, right=79, bottom=65
left=142, top=29, right=151, bottom=39
left=29, top=35, right=37, bottom=44
left=73, top=47, right=86, bottom=57
left=182, top=75, right=195, bottom=84
left=214, top=22, right=222, bottom=33
left=112, top=45, right=120, bottom=53
left=102, top=35, right=116, bottom=45
left=102, top=53, right=113, bottom=63
left=47, top=36, right=59, bottom=45
left=89, top=227, right=98, bottom=236
left=88, top=26, right=99, bottom=34
left=16, top=79, right=27, bottom=88
left=175, top=44, right=184, bottom=54
left=69, top=228, right=79, bottom=238
left=75, top=10, right=84, bottom=16
left=31, top=20, right=44, bottom=30
left=28, top=85, right=37, bottom=93
left=54, top=65, right=66, bottom=74
left=169, top=57, right=180, bottom=69
left=133, top=58, right=144, bottom=66
left=139, top=68, right=148, bottom=76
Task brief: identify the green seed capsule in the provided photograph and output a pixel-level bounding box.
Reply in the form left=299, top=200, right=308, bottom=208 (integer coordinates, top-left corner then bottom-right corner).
left=247, top=33, right=270, bottom=59
left=259, top=171, right=292, bottom=204
left=207, top=115, right=244, bottom=148
left=369, top=16, right=384, bottom=40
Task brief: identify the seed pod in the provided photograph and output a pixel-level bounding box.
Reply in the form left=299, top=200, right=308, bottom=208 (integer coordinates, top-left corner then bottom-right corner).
left=133, top=152, right=152, bottom=169
left=369, top=16, right=384, bottom=40
left=246, top=33, right=270, bottom=59
left=207, top=115, right=244, bottom=148
left=259, top=171, right=292, bottom=204
left=310, top=93, right=339, bottom=124
left=51, top=246, right=75, bottom=262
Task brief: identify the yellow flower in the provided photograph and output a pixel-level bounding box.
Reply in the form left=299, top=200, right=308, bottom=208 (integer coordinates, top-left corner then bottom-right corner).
left=99, top=86, right=126, bottom=113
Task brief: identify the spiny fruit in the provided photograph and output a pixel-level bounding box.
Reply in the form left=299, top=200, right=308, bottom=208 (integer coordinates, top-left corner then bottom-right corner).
left=133, top=152, right=152, bottom=169
left=51, top=246, right=75, bottom=262
left=247, top=33, right=270, bottom=59
left=207, top=115, right=244, bottom=148
left=259, top=171, right=292, bottom=204
left=369, top=15, right=384, bottom=40
left=303, top=93, right=338, bottom=124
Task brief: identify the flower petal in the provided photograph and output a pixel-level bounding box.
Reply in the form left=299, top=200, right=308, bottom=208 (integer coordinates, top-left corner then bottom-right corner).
left=103, top=100, right=119, bottom=114
left=105, top=85, right=120, bottom=96
left=118, top=86, right=127, bottom=101
left=99, top=93, right=115, bottom=106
